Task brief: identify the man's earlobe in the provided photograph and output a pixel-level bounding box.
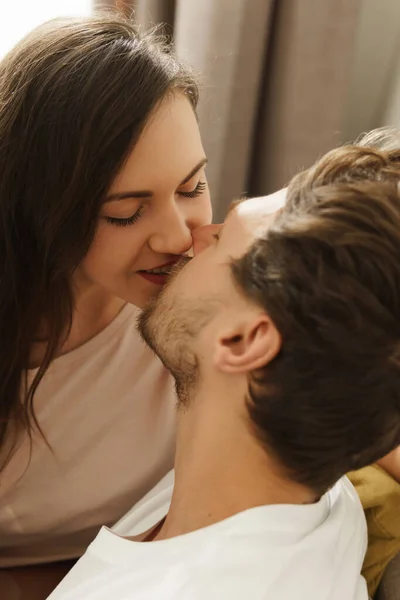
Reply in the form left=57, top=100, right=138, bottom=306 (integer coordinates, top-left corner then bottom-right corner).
left=213, top=316, right=281, bottom=374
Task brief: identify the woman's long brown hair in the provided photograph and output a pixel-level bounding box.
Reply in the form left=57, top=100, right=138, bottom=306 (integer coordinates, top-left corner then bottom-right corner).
left=0, top=14, right=198, bottom=470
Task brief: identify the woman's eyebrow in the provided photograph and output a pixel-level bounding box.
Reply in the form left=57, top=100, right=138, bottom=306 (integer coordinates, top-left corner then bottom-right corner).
left=106, top=190, right=153, bottom=201
left=105, top=158, right=208, bottom=202
left=180, top=157, right=208, bottom=185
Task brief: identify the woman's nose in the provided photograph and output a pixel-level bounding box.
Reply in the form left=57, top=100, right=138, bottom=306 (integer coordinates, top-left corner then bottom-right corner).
left=192, top=224, right=222, bottom=255
left=149, top=206, right=198, bottom=255
left=149, top=197, right=212, bottom=256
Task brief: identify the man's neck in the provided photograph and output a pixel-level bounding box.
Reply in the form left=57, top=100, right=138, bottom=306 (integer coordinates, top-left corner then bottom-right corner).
left=156, top=396, right=317, bottom=541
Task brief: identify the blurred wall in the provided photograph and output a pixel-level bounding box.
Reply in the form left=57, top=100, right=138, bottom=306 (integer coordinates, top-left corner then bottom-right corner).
left=381, top=45, right=400, bottom=130
left=343, top=0, right=400, bottom=143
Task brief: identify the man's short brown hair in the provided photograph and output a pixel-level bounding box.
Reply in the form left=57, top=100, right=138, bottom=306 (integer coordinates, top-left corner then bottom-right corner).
left=232, top=128, right=400, bottom=495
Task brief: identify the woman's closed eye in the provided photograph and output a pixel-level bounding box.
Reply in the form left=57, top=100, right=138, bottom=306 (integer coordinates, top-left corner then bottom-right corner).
left=178, top=180, right=207, bottom=199
left=105, top=207, right=143, bottom=227
left=105, top=181, right=208, bottom=227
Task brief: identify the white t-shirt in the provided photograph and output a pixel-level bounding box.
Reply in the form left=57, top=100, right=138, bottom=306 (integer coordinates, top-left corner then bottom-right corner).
left=0, top=304, right=177, bottom=566
left=48, top=472, right=368, bottom=600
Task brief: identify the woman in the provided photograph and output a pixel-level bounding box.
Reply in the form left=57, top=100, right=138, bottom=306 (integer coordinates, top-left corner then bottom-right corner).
left=0, top=14, right=211, bottom=568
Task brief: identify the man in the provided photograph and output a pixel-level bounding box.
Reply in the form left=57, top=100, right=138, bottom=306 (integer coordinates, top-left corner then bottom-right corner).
left=48, top=133, right=400, bottom=599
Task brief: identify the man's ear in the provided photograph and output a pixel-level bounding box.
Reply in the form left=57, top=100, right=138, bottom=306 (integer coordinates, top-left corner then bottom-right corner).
left=213, top=313, right=281, bottom=374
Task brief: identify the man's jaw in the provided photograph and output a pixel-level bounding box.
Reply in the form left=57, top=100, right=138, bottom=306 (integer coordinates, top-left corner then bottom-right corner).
left=166, top=255, right=192, bottom=282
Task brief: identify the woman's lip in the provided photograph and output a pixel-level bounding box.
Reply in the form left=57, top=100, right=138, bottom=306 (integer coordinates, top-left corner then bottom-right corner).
left=142, top=259, right=180, bottom=270
left=137, top=272, right=168, bottom=286
left=136, top=258, right=183, bottom=284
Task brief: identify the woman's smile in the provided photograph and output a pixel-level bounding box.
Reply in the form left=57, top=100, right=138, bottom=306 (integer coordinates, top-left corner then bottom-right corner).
left=137, top=259, right=182, bottom=286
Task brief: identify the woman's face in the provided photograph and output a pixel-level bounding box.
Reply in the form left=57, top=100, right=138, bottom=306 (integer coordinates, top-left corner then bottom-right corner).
left=78, top=92, right=212, bottom=308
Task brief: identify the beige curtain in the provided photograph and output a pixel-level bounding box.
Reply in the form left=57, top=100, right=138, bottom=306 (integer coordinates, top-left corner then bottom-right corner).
left=94, top=0, right=362, bottom=221
left=343, top=0, right=400, bottom=143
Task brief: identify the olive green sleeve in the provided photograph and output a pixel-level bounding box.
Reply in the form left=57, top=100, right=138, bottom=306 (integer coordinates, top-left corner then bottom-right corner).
left=348, top=465, right=400, bottom=598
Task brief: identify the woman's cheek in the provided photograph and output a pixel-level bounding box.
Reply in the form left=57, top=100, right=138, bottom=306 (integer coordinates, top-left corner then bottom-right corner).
left=80, top=224, right=129, bottom=276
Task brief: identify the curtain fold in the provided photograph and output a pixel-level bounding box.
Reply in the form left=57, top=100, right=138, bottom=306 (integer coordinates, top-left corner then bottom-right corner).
left=173, top=0, right=274, bottom=221
left=131, top=0, right=175, bottom=30
left=250, top=0, right=362, bottom=197
left=94, top=0, right=362, bottom=221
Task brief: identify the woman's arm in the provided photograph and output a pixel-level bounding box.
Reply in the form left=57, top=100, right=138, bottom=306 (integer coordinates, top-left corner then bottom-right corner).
left=0, top=561, right=75, bottom=600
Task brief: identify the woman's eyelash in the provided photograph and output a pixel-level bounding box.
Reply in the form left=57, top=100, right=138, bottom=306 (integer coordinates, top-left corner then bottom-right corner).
left=105, top=181, right=207, bottom=227
left=105, top=207, right=143, bottom=227
left=178, top=181, right=207, bottom=198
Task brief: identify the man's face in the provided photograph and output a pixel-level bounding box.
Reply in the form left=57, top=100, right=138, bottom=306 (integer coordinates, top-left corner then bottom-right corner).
left=139, top=191, right=286, bottom=402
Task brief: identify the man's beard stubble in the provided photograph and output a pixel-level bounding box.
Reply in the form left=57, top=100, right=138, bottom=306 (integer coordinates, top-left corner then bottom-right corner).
left=138, top=255, right=199, bottom=406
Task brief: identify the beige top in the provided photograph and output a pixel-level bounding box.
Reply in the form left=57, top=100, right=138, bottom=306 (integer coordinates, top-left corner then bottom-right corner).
left=0, top=304, right=176, bottom=567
